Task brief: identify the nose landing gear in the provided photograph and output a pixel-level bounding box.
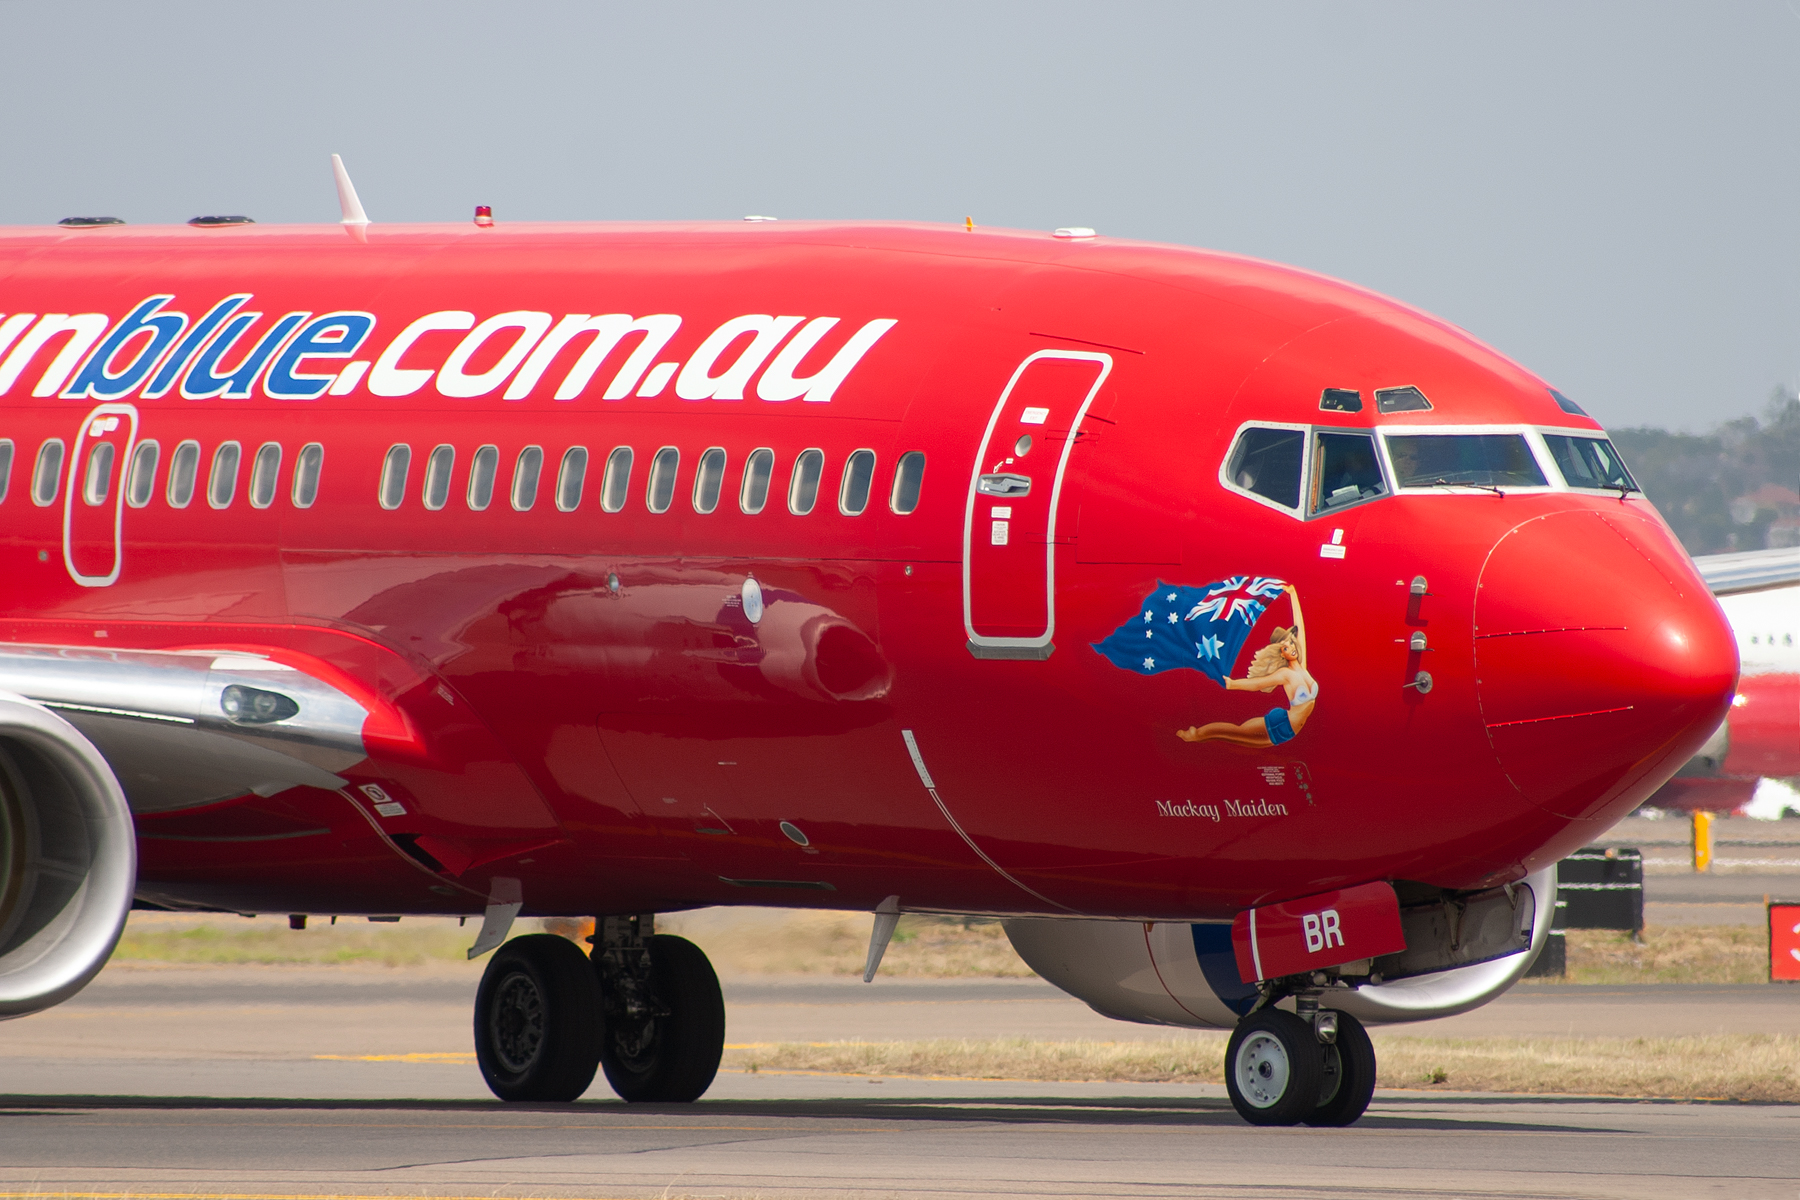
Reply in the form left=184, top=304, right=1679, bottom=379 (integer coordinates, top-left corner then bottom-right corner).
left=1224, top=1003, right=1376, bottom=1127
left=472, top=916, right=726, bottom=1105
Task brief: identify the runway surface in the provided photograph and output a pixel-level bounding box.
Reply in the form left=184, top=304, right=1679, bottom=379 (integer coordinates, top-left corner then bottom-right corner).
left=0, top=965, right=1796, bottom=1197
left=0, top=1079, right=1795, bottom=1199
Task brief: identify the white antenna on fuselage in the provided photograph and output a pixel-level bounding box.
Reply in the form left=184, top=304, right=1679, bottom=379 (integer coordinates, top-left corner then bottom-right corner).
left=331, top=154, right=370, bottom=240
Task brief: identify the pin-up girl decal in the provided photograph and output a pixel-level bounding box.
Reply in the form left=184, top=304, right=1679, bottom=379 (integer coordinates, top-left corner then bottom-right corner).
left=1176, top=586, right=1316, bottom=746
left=1091, top=577, right=1317, bottom=747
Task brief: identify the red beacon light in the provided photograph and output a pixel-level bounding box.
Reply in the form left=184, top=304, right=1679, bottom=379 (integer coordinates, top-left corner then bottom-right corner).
left=473, top=205, right=494, bottom=228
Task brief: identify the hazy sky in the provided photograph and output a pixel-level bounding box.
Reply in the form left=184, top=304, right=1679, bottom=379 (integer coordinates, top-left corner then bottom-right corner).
left=3, top=1, right=1796, bottom=432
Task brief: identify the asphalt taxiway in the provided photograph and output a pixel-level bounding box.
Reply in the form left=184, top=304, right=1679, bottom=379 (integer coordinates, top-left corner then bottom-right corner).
left=0, top=965, right=1795, bottom=1198
left=0, top=1079, right=1794, bottom=1199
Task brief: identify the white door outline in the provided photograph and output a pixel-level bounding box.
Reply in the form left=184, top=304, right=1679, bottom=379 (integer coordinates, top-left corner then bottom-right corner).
left=63, top=402, right=139, bottom=588
left=961, top=349, right=1112, bottom=659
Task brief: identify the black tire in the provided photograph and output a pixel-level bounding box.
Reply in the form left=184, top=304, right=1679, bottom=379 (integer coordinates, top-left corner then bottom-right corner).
left=1305, top=1010, right=1377, bottom=1127
left=474, top=933, right=603, bottom=1102
left=1224, top=1008, right=1324, bottom=1127
left=600, top=934, right=726, bottom=1103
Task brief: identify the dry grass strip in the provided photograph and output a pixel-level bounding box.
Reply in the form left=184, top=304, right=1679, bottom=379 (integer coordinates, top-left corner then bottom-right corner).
left=1560, top=925, right=1770, bottom=984
left=112, top=908, right=1772, bottom=986
left=724, top=1034, right=1800, bottom=1102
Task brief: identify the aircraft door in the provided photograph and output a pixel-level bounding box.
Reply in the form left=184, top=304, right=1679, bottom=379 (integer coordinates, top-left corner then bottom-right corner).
left=63, top=403, right=138, bottom=587
left=963, top=351, right=1111, bottom=659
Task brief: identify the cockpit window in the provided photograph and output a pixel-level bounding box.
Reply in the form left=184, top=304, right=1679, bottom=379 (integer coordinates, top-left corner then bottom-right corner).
left=1375, top=386, right=1431, bottom=414
left=1543, top=434, right=1638, bottom=492
left=1311, top=431, right=1387, bottom=513
left=1225, top=426, right=1303, bottom=510
left=1386, top=434, right=1548, bottom=489
left=1549, top=389, right=1588, bottom=417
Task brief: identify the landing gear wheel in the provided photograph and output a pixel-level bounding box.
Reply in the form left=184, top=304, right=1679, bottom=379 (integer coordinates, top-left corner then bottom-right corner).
left=1305, top=1009, right=1376, bottom=1127
left=1224, top=1008, right=1324, bottom=1126
left=600, top=934, right=726, bottom=1103
left=474, top=933, right=603, bottom=1102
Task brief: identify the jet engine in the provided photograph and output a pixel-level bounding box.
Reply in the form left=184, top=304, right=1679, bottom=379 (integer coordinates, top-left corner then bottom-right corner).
left=0, top=693, right=136, bottom=1019
left=1004, top=866, right=1556, bottom=1029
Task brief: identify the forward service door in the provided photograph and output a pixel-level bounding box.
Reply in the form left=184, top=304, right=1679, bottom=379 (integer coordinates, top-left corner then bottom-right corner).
left=962, top=350, right=1111, bottom=659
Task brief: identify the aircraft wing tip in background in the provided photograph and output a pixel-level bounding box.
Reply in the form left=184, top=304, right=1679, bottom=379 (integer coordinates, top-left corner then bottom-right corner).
left=1693, top=546, right=1800, bottom=596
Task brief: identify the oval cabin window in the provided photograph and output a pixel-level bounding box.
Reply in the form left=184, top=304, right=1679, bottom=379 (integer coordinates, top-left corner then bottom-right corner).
left=166, top=440, right=200, bottom=509
left=291, top=443, right=324, bottom=508
left=788, top=449, right=824, bottom=515
left=126, top=440, right=159, bottom=508
left=378, top=444, right=410, bottom=510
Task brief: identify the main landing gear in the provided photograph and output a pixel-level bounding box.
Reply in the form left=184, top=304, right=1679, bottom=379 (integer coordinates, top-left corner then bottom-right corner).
left=473, top=915, right=725, bottom=1104
left=1224, top=995, right=1377, bottom=1127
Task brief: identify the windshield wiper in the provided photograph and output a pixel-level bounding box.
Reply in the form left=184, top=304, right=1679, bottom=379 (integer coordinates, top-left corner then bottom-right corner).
left=1431, top=477, right=1505, bottom=496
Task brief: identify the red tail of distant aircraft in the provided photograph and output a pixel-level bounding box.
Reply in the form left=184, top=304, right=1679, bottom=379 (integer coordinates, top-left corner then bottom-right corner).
left=0, top=191, right=1746, bottom=1124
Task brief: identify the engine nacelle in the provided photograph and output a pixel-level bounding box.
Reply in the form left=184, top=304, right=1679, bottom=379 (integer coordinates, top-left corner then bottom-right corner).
left=1005, top=866, right=1556, bottom=1028
left=0, top=694, right=136, bottom=1019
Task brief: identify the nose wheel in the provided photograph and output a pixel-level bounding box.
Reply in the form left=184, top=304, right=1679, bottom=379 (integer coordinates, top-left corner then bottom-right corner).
left=1224, top=1007, right=1376, bottom=1127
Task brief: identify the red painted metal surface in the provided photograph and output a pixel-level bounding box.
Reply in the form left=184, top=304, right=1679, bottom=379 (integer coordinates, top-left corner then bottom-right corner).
left=1231, top=881, right=1405, bottom=982
left=0, top=220, right=1738, bottom=921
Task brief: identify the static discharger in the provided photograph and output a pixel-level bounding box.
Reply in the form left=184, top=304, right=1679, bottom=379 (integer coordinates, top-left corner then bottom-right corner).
left=474, top=205, right=494, bottom=228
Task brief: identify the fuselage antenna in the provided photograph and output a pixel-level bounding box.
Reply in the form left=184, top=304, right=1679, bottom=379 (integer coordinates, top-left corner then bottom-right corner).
left=331, top=154, right=371, bottom=242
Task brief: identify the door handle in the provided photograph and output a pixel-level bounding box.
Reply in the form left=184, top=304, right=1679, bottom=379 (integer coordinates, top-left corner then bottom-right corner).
left=977, top=473, right=1031, bottom=497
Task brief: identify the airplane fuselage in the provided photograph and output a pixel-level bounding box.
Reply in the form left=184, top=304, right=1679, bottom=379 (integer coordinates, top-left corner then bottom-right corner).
left=0, top=220, right=1736, bottom=923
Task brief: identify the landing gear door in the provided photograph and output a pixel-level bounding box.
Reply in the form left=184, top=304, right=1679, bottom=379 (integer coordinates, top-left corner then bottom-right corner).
left=63, top=403, right=138, bottom=588
left=962, top=351, right=1111, bottom=659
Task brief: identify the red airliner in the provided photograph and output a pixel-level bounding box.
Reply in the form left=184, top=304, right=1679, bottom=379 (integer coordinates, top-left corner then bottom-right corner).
left=0, top=188, right=1741, bottom=1126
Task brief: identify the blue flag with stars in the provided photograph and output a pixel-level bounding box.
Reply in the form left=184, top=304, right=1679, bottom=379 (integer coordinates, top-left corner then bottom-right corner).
left=1091, top=576, right=1287, bottom=686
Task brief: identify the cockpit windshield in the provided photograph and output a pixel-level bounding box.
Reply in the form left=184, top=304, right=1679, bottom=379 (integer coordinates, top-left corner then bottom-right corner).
left=1225, top=426, right=1304, bottom=510
left=1385, top=433, right=1547, bottom=489
left=1311, top=431, right=1386, bottom=513
left=1542, top=434, right=1639, bottom=492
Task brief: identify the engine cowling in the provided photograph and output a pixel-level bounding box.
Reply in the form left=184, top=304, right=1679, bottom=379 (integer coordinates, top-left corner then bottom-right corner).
left=0, top=693, right=136, bottom=1019
left=1004, top=866, right=1557, bottom=1028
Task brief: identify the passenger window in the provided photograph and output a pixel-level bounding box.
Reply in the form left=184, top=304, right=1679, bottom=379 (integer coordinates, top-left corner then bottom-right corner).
left=556, top=447, right=587, bottom=512
left=291, top=443, right=323, bottom=508
left=208, top=441, right=241, bottom=509
left=839, top=449, right=876, bottom=515
left=422, top=445, right=454, bottom=510
left=126, top=440, right=159, bottom=508
left=82, top=441, right=116, bottom=506
left=467, top=444, right=498, bottom=511
left=890, top=450, right=925, bottom=515
left=1224, top=427, right=1302, bottom=510
left=1543, top=434, right=1638, bottom=492
left=740, top=447, right=774, bottom=514
left=167, top=440, right=200, bottom=508
left=0, top=439, right=11, bottom=504
left=693, top=447, right=726, bottom=514
left=248, top=442, right=281, bottom=509
left=511, top=446, right=544, bottom=511
left=1311, top=431, right=1387, bottom=513
left=1386, top=434, right=1547, bottom=489
left=646, top=446, right=679, bottom=514
left=788, top=448, right=824, bottom=515
left=378, top=444, right=410, bottom=510
left=600, top=446, right=632, bottom=513
left=31, top=438, right=64, bottom=507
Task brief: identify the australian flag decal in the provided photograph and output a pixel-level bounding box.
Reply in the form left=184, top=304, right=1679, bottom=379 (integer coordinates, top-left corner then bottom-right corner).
left=1092, top=576, right=1287, bottom=686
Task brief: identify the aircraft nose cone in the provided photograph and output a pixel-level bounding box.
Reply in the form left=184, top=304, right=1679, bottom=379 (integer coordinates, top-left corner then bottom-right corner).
left=1474, top=510, right=1737, bottom=820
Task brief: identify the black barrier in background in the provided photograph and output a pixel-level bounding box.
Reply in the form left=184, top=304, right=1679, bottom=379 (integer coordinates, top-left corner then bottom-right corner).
left=1523, top=847, right=1643, bottom=978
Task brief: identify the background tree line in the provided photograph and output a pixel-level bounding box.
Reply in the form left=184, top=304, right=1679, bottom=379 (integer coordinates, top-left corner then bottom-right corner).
left=1611, top=391, right=1800, bottom=556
